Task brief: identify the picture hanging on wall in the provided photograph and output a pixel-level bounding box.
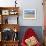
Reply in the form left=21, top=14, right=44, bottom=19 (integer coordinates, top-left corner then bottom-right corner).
left=2, top=10, right=9, bottom=15
left=23, top=9, right=36, bottom=19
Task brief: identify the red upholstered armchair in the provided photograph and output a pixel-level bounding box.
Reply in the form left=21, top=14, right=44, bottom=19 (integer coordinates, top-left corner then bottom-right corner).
left=21, top=28, right=41, bottom=46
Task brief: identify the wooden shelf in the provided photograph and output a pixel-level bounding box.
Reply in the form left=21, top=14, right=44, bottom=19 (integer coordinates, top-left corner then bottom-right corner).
left=0, top=24, right=20, bottom=32
left=0, top=7, right=19, bottom=24
left=0, top=40, right=19, bottom=46
left=0, top=7, right=19, bottom=10
left=2, top=40, right=19, bottom=42
left=0, top=7, right=19, bottom=46
left=2, top=41, right=19, bottom=44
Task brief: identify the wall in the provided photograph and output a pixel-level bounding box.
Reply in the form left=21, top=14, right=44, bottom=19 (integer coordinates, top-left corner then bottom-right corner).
left=18, top=0, right=44, bottom=26
left=0, top=0, right=44, bottom=26
left=0, top=0, right=15, bottom=7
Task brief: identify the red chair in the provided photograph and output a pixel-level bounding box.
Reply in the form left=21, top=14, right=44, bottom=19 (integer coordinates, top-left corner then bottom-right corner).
left=21, top=28, right=41, bottom=46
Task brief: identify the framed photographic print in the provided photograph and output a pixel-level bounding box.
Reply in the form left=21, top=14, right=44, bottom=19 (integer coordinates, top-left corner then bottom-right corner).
left=23, top=9, right=36, bottom=19
left=2, top=10, right=9, bottom=15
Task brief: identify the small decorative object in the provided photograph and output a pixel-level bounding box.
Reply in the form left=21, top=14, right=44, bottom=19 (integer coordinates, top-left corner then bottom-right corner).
left=9, top=10, right=17, bottom=15
left=13, top=33, right=16, bottom=41
left=10, top=10, right=14, bottom=15
left=13, top=32, right=18, bottom=41
left=23, top=9, right=36, bottom=19
left=5, top=18, right=8, bottom=24
left=2, top=10, right=9, bottom=15
left=15, top=0, right=17, bottom=7
left=10, top=11, right=15, bottom=15
left=0, top=10, right=2, bottom=14
left=25, top=36, right=38, bottom=46
left=14, top=28, right=17, bottom=32
left=2, top=28, right=13, bottom=41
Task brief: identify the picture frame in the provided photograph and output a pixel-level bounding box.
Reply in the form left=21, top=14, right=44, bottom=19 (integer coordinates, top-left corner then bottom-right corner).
left=2, top=10, right=9, bottom=15
left=23, top=9, right=36, bottom=19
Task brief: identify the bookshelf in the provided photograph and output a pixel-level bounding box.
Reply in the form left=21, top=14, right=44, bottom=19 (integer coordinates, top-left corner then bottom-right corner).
left=0, top=7, right=19, bottom=46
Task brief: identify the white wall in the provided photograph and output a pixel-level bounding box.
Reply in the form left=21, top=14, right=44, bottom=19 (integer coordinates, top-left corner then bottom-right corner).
left=18, top=0, right=44, bottom=26
left=0, top=0, right=15, bottom=7
left=0, top=0, right=44, bottom=26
